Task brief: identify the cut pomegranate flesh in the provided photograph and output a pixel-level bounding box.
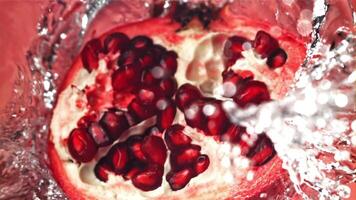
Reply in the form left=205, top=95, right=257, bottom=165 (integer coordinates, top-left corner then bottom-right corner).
left=49, top=3, right=307, bottom=199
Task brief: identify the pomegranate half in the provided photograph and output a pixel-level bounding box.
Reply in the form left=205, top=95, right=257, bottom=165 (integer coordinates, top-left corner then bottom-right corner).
left=48, top=3, right=306, bottom=200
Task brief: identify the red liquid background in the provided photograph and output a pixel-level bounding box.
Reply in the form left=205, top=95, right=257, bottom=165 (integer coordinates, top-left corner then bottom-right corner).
left=0, top=1, right=355, bottom=199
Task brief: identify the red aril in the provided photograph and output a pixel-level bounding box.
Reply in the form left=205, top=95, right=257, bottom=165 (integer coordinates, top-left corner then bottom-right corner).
left=117, top=49, right=141, bottom=67
left=94, top=158, right=113, bottom=182
left=112, top=64, right=141, bottom=92
left=124, top=166, right=143, bottom=180
left=49, top=2, right=307, bottom=199
left=166, top=168, right=194, bottom=191
left=223, top=36, right=249, bottom=67
left=159, top=77, right=178, bottom=97
left=267, top=48, right=288, bottom=69
left=164, top=124, right=192, bottom=150
left=156, top=98, right=176, bottom=131
left=175, top=83, right=202, bottom=110
left=132, top=165, right=164, bottom=191
left=204, top=100, right=229, bottom=135
left=170, top=145, right=201, bottom=169
left=130, top=35, right=153, bottom=51
left=253, top=30, right=279, bottom=58
left=81, top=39, right=102, bottom=72
left=160, top=51, right=178, bottom=77
left=127, top=136, right=147, bottom=162
left=99, top=109, right=129, bottom=140
left=184, top=99, right=206, bottom=131
left=128, top=99, right=156, bottom=121
left=87, top=122, right=111, bottom=147
left=106, top=143, right=129, bottom=174
left=246, top=134, right=276, bottom=166
left=67, top=128, right=98, bottom=163
left=233, top=80, right=271, bottom=108
left=141, top=135, right=167, bottom=166
left=103, top=32, right=130, bottom=54
left=194, top=154, right=210, bottom=174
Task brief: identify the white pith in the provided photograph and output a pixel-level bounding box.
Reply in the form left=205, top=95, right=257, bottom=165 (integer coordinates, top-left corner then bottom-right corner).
left=50, top=28, right=294, bottom=200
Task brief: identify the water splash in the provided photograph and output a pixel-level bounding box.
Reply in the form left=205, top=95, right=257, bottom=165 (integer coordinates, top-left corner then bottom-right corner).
left=224, top=26, right=356, bottom=200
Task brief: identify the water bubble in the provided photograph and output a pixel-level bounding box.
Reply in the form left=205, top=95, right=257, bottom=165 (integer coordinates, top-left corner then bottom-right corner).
left=300, top=9, right=313, bottom=20
left=242, top=42, right=252, bottom=50
left=203, top=104, right=216, bottom=116
left=334, top=93, right=348, bottom=108
left=246, top=171, right=255, bottom=181
left=297, top=19, right=313, bottom=37
left=156, top=99, right=168, bottom=110
left=351, top=120, right=356, bottom=132
left=259, top=193, right=267, bottom=198
left=151, top=66, right=165, bottom=79
left=222, top=82, right=237, bottom=97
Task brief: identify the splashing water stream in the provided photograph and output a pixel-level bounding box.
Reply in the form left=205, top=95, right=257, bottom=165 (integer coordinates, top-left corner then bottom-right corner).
left=0, top=0, right=355, bottom=199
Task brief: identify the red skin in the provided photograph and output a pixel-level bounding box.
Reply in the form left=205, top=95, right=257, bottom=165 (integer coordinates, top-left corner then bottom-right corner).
left=48, top=7, right=307, bottom=200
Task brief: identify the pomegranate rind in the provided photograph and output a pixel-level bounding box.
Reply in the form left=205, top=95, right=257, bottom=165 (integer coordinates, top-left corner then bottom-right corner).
left=49, top=11, right=306, bottom=200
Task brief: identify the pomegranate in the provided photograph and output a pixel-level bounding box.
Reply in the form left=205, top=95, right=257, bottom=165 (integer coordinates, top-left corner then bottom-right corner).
left=49, top=2, right=307, bottom=200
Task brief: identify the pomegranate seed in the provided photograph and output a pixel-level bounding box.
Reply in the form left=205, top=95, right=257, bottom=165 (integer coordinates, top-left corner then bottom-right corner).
left=94, top=158, right=113, bottom=182
left=151, top=44, right=166, bottom=59
left=127, top=136, right=147, bottom=162
left=222, top=70, right=254, bottom=86
left=112, top=64, right=141, bottom=92
left=132, top=165, right=163, bottom=191
left=128, top=99, right=156, bottom=121
left=139, top=51, right=156, bottom=69
left=124, top=166, right=143, bottom=180
left=164, top=124, right=192, bottom=150
left=223, top=125, right=245, bottom=144
left=204, top=100, right=229, bottom=135
left=117, top=49, right=140, bottom=67
left=106, top=143, right=129, bottom=174
left=223, top=36, right=249, bottom=67
left=99, top=110, right=129, bottom=140
left=184, top=99, right=206, bottom=130
left=68, top=128, right=98, bottom=163
left=267, top=48, right=287, bottom=69
left=81, top=38, right=102, bottom=72
left=88, top=122, right=111, bottom=147
left=166, top=168, right=194, bottom=191
left=77, top=114, right=97, bottom=128
left=160, top=51, right=178, bottom=76
left=156, top=99, right=177, bottom=131
left=253, top=31, right=279, bottom=58
left=246, top=134, right=276, bottom=166
left=159, top=77, right=178, bottom=97
left=175, top=83, right=202, bottom=110
left=233, top=80, right=271, bottom=108
left=141, top=135, right=167, bottom=166
left=103, top=32, right=130, bottom=54
left=137, top=86, right=160, bottom=105
left=130, top=35, right=153, bottom=51
left=141, top=70, right=160, bottom=85
left=194, top=154, right=209, bottom=174
left=170, top=145, right=201, bottom=168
